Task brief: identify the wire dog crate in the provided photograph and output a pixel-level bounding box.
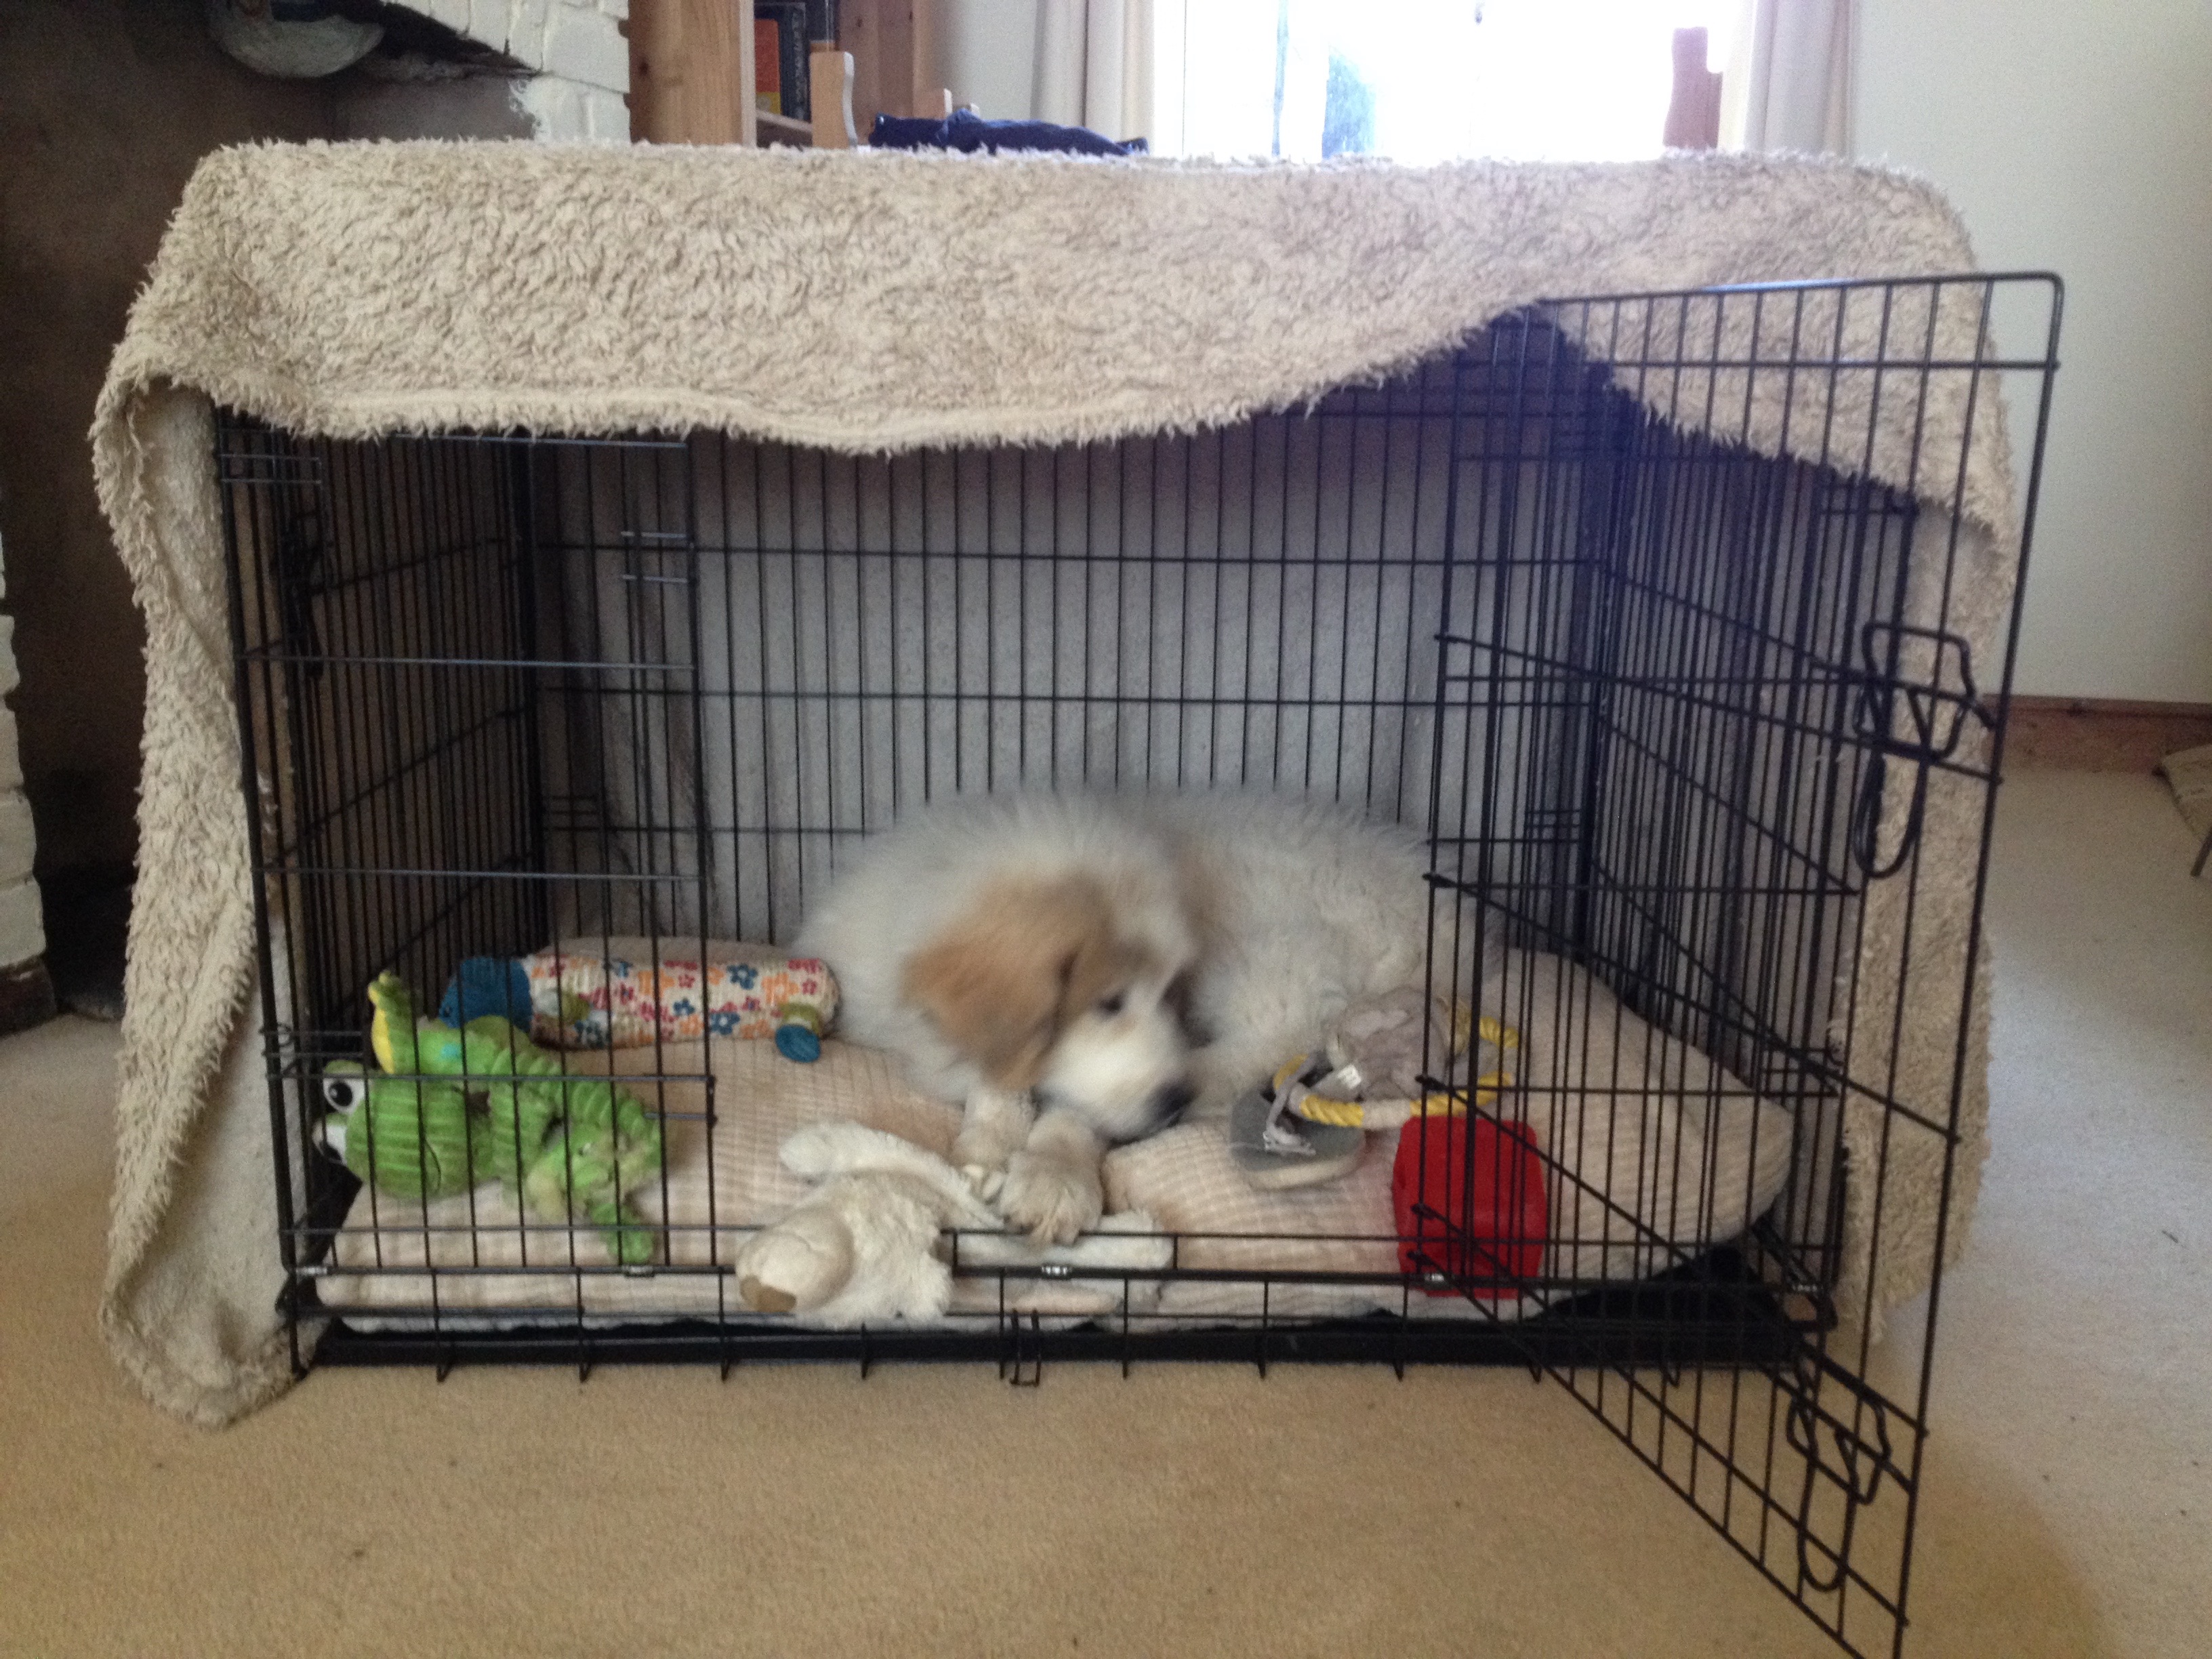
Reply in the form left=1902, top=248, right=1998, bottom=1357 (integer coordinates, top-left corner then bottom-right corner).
left=220, top=274, right=2060, bottom=1658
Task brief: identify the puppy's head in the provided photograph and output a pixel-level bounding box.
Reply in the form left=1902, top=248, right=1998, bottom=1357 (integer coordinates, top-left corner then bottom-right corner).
left=903, top=873, right=1195, bottom=1144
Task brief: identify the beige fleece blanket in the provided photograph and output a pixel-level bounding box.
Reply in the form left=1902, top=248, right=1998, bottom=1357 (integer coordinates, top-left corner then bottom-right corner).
left=93, top=142, right=2013, bottom=1425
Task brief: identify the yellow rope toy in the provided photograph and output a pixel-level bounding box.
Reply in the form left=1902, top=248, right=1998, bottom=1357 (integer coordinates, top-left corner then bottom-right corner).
left=1280, top=1016, right=1518, bottom=1130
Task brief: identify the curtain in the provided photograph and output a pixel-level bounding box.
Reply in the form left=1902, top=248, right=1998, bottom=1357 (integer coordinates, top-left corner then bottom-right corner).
left=1031, top=0, right=1155, bottom=142
left=1724, top=0, right=1857, bottom=154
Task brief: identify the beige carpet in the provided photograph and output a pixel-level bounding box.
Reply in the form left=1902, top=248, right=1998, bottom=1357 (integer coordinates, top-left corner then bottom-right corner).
left=3, top=770, right=2205, bottom=1658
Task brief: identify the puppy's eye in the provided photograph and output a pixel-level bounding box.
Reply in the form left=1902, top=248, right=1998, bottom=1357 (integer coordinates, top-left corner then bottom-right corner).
left=1095, top=991, right=1126, bottom=1017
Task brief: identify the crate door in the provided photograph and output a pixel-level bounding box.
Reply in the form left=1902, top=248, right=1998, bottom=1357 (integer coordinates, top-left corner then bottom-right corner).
left=1427, top=283, right=2059, bottom=1658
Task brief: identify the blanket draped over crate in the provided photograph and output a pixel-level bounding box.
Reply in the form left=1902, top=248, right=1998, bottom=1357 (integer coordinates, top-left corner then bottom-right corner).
left=92, top=142, right=2019, bottom=1426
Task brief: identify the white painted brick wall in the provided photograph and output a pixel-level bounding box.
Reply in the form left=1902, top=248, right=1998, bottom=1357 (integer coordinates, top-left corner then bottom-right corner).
left=539, top=3, right=628, bottom=90
left=582, top=82, right=629, bottom=140
left=0, top=886, right=41, bottom=967
left=392, top=1, right=632, bottom=137
left=0, top=544, right=44, bottom=968
left=0, top=645, right=18, bottom=796
left=413, top=1, right=628, bottom=87
left=516, top=73, right=584, bottom=138
left=0, top=800, right=39, bottom=968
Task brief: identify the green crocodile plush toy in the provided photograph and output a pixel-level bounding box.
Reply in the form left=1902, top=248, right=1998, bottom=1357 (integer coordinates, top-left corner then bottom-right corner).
left=319, top=972, right=663, bottom=1265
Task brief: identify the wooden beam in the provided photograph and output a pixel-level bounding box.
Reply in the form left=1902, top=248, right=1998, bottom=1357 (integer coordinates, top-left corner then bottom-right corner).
left=909, top=0, right=939, bottom=124
left=841, top=0, right=949, bottom=135
left=2000, top=697, right=2212, bottom=772
left=626, top=0, right=752, bottom=145
left=840, top=0, right=899, bottom=136
left=625, top=0, right=674, bottom=141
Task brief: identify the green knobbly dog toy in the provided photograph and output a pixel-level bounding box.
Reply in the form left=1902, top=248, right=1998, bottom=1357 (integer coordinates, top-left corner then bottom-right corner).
left=319, top=972, right=664, bottom=1265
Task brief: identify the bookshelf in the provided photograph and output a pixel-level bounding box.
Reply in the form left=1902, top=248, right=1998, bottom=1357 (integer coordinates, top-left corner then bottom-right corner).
left=626, top=1, right=946, bottom=148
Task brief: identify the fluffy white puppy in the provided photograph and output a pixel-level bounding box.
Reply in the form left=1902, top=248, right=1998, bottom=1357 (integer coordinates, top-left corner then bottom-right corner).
left=795, top=792, right=1488, bottom=1244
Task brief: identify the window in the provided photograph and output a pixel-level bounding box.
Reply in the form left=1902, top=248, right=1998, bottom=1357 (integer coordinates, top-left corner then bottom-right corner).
left=1155, top=0, right=1749, bottom=163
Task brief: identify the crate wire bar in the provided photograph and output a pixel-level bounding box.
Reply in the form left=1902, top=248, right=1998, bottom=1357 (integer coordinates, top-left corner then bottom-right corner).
left=219, top=275, right=2061, bottom=1659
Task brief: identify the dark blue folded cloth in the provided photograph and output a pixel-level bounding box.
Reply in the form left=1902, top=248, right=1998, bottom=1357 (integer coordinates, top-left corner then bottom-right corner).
left=868, top=108, right=1146, bottom=157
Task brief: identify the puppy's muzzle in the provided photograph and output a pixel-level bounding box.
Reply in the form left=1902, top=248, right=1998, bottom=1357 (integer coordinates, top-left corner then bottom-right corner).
left=1038, top=1080, right=1195, bottom=1145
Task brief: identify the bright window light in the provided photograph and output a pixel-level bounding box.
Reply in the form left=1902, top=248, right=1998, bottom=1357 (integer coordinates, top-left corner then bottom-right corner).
left=1169, top=0, right=1746, bottom=163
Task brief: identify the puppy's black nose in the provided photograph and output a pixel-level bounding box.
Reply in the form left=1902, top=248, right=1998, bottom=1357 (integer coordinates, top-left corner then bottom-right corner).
left=1153, top=1081, right=1196, bottom=1126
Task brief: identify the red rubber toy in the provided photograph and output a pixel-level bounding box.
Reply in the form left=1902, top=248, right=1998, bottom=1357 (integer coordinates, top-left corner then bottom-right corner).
left=1391, top=1114, right=1549, bottom=1299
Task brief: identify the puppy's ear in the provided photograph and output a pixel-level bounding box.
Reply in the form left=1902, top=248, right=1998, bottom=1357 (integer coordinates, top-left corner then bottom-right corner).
left=903, top=876, right=1113, bottom=1090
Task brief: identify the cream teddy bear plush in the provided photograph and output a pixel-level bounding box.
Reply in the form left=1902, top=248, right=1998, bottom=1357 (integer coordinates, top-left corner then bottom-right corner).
left=733, top=1122, right=1168, bottom=1326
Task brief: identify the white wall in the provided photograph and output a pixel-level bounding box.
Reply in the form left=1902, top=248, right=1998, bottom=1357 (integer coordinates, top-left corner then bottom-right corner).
left=933, top=1, right=1041, bottom=120
left=0, top=539, right=46, bottom=968
left=1856, top=0, right=2212, bottom=702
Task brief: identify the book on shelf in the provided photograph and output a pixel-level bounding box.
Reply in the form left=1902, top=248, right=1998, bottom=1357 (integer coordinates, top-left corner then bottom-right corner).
left=755, top=2, right=811, bottom=123
left=754, top=16, right=780, bottom=115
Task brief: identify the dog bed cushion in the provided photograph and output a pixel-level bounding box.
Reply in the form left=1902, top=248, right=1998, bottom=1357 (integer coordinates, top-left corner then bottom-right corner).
left=321, top=947, right=1793, bottom=1331
left=323, top=937, right=1174, bottom=1327
left=1105, top=951, right=1797, bottom=1323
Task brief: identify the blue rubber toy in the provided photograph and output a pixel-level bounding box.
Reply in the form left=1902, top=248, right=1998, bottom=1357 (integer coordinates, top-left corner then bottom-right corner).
left=439, top=956, right=536, bottom=1030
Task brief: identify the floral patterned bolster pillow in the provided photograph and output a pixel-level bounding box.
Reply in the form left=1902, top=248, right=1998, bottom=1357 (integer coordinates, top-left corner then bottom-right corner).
left=443, top=947, right=840, bottom=1061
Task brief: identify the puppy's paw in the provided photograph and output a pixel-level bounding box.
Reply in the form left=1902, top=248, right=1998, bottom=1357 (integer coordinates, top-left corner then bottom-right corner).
left=962, top=1163, right=1006, bottom=1205
left=952, top=1110, right=1030, bottom=1174
left=996, top=1150, right=1104, bottom=1246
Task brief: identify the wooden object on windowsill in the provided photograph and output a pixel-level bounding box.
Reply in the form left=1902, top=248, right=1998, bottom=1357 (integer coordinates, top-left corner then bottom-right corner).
left=1998, top=697, right=2212, bottom=772
left=811, top=44, right=859, bottom=148
left=1664, top=27, right=1721, bottom=150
